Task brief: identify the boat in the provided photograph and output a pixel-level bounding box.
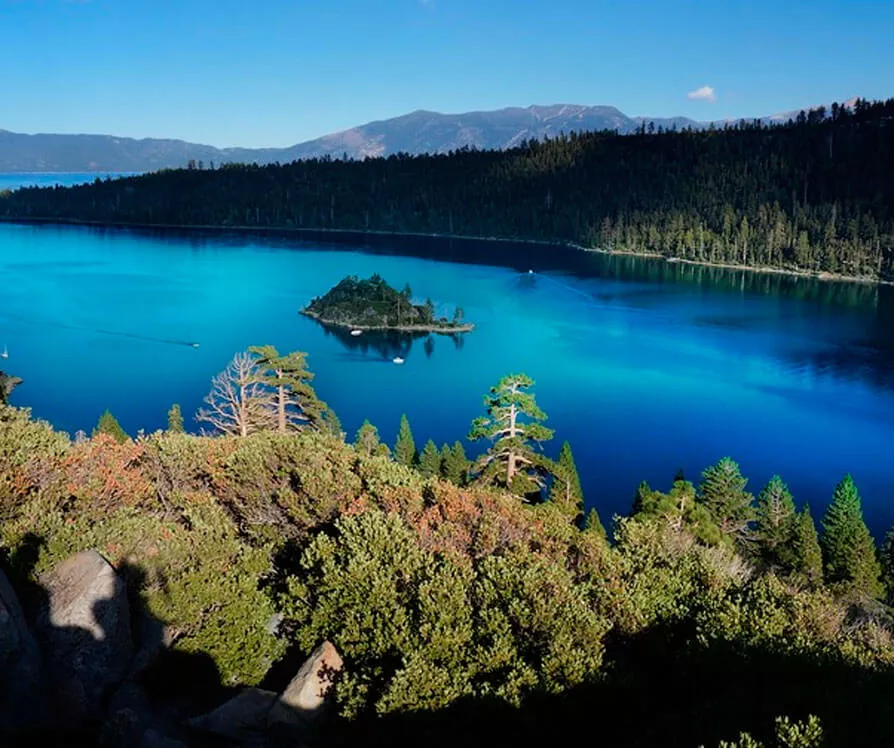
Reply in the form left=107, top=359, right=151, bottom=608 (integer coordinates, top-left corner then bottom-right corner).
left=1, top=345, right=7, bottom=359
left=350, top=329, right=363, bottom=337
left=392, top=356, right=405, bottom=365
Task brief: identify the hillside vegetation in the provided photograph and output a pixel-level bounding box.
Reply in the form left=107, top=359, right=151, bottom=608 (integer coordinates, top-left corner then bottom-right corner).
left=2, top=349, right=894, bottom=746
left=2, top=98, right=894, bottom=281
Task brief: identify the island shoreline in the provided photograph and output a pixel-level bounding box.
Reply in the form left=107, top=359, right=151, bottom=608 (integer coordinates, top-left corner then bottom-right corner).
left=1, top=215, right=890, bottom=288
left=300, top=309, right=474, bottom=335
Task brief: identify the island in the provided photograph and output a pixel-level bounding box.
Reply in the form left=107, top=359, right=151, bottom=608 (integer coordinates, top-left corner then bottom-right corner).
left=301, top=274, right=473, bottom=334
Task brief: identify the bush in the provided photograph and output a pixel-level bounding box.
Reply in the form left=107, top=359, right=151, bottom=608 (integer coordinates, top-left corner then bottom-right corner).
left=279, top=510, right=611, bottom=716
left=0, top=406, right=69, bottom=517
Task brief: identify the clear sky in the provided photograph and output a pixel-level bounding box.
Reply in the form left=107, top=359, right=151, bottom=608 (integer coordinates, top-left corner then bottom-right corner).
left=1, top=0, right=892, bottom=147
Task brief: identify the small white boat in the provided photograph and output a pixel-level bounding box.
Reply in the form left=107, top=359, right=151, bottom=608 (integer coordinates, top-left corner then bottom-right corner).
left=1, top=345, right=7, bottom=360
left=350, top=329, right=363, bottom=337
left=393, top=356, right=405, bottom=365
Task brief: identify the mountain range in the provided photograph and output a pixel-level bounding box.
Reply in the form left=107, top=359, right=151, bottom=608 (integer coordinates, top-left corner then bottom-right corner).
left=0, top=101, right=840, bottom=173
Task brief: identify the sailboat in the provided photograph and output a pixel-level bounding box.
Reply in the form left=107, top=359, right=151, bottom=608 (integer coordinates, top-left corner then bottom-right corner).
left=1, top=344, right=7, bottom=360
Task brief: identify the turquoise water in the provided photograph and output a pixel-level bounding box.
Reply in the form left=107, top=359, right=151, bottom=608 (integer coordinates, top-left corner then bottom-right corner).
left=1, top=221, right=893, bottom=535
left=0, top=173, right=138, bottom=191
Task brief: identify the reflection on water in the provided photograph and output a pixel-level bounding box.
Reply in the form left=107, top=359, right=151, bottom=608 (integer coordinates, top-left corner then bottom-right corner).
left=315, top=319, right=467, bottom=360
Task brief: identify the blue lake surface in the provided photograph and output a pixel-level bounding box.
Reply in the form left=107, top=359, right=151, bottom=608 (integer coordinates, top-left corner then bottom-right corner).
left=1, top=219, right=893, bottom=536
left=0, top=173, right=138, bottom=191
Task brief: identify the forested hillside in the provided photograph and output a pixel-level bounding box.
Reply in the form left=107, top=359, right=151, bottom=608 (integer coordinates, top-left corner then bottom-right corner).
left=2, top=98, right=893, bottom=281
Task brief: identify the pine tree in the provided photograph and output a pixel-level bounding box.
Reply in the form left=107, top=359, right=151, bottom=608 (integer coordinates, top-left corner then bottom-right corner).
left=755, top=475, right=797, bottom=566
left=418, top=439, right=442, bottom=478
left=93, top=409, right=128, bottom=444
left=354, top=420, right=389, bottom=458
left=469, top=373, right=554, bottom=497
left=249, top=345, right=329, bottom=432
left=583, top=508, right=607, bottom=541
left=698, top=457, right=754, bottom=543
left=167, top=403, right=185, bottom=433
left=820, top=475, right=883, bottom=597
left=393, top=414, right=417, bottom=467
left=442, top=441, right=469, bottom=486
left=631, top=481, right=652, bottom=515
left=549, top=441, right=585, bottom=522
left=792, top=505, right=823, bottom=586
left=322, top=408, right=343, bottom=441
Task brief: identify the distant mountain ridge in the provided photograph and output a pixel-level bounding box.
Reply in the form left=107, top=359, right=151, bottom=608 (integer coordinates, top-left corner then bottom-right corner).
left=0, top=100, right=848, bottom=173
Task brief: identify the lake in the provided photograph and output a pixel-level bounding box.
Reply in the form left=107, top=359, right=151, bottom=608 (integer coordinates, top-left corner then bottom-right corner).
left=0, top=173, right=139, bottom=191
left=1, top=219, right=893, bottom=536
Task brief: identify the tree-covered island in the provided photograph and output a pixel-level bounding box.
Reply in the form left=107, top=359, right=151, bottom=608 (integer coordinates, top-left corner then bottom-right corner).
left=301, top=274, right=473, bottom=334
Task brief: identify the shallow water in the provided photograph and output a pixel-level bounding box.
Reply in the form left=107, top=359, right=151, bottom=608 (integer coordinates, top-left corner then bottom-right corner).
left=1, top=220, right=892, bottom=535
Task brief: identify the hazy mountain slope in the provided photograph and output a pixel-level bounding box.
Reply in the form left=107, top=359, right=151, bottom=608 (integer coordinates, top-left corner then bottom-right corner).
left=0, top=99, right=836, bottom=172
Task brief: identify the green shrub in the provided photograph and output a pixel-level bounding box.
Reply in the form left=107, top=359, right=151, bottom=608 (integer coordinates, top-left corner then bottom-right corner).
left=280, top=510, right=610, bottom=716
left=0, top=406, right=69, bottom=517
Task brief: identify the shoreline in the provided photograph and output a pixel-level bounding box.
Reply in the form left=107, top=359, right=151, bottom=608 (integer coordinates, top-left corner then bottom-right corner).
left=301, top=309, right=474, bottom=335
left=0, top=215, right=890, bottom=288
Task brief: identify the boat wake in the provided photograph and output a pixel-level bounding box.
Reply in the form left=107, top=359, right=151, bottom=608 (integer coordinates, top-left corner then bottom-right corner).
left=0, top=312, right=200, bottom=348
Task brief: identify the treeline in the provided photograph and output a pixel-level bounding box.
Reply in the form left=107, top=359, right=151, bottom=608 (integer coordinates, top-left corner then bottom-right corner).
left=86, top=346, right=894, bottom=604
left=2, top=98, right=894, bottom=281
left=5, top=350, right=894, bottom=745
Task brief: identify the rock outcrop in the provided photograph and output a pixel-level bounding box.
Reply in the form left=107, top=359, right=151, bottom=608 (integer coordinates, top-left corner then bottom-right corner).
left=1, top=548, right=342, bottom=746
left=34, top=550, right=133, bottom=728
left=267, top=640, right=343, bottom=729
left=188, top=640, right=343, bottom=743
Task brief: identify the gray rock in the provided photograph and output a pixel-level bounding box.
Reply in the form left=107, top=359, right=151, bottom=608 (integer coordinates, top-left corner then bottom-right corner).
left=267, top=641, right=343, bottom=730
left=35, top=550, right=133, bottom=728
left=187, top=687, right=278, bottom=741
left=0, top=569, right=46, bottom=731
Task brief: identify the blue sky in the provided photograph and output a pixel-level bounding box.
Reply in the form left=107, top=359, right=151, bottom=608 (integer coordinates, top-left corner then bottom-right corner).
left=1, top=0, right=892, bottom=147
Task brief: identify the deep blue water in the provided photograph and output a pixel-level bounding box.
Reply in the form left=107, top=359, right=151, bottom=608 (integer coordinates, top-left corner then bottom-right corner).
left=1, top=220, right=893, bottom=536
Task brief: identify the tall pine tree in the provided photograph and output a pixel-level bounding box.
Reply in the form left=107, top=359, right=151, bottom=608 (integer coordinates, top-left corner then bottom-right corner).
left=393, top=414, right=417, bottom=467
left=549, top=441, right=586, bottom=523
left=249, top=345, right=329, bottom=432
left=755, top=475, right=797, bottom=567
left=469, top=373, right=553, bottom=497
left=792, top=505, right=824, bottom=586
left=698, top=457, right=754, bottom=543
left=820, top=475, right=883, bottom=597
left=441, top=441, right=469, bottom=486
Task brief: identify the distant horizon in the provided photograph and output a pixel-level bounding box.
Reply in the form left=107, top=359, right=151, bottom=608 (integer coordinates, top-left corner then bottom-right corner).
left=0, top=95, right=865, bottom=151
